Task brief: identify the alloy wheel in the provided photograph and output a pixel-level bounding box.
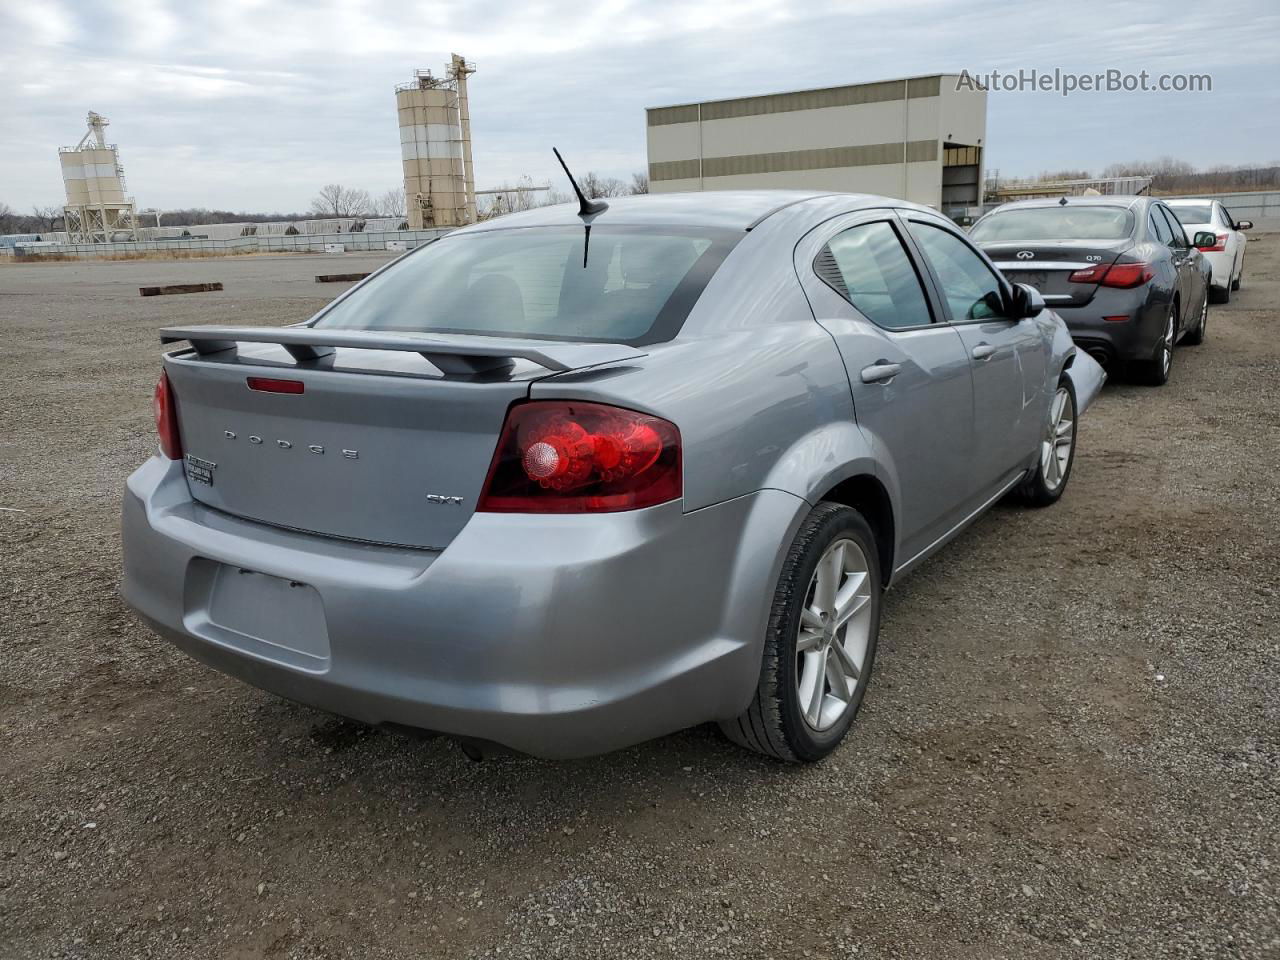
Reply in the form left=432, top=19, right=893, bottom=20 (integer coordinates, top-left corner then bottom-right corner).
left=795, top=538, right=874, bottom=731
left=1040, top=386, right=1075, bottom=493
left=1161, top=311, right=1175, bottom=376
left=1199, top=292, right=1209, bottom=337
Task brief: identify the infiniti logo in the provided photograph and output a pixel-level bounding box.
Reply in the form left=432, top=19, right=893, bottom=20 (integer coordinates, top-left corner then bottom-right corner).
left=1016, top=250, right=1035, bottom=260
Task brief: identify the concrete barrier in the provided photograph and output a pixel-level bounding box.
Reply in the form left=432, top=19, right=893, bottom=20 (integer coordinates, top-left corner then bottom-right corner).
left=139, top=282, right=224, bottom=297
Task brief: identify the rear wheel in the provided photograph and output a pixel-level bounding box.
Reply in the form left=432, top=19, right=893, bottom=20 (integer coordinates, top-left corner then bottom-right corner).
left=720, top=503, right=881, bottom=763
left=1211, top=280, right=1230, bottom=304
left=1184, top=288, right=1209, bottom=346
left=1017, top=377, right=1076, bottom=507
left=1133, top=305, right=1175, bottom=386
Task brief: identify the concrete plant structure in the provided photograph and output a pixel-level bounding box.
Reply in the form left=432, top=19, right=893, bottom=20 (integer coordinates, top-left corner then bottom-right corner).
left=59, top=112, right=138, bottom=243
left=396, top=55, right=477, bottom=229
left=646, top=74, right=986, bottom=218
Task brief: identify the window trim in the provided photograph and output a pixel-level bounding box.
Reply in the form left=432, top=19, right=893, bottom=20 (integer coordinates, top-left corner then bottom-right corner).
left=1156, top=204, right=1190, bottom=249
left=809, top=215, right=940, bottom=333
left=899, top=211, right=1016, bottom=327
left=1149, top=208, right=1174, bottom=245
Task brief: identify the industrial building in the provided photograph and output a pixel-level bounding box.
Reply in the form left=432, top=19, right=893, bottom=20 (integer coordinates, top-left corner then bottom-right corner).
left=396, top=55, right=477, bottom=229
left=59, top=112, right=138, bottom=243
left=646, top=74, right=986, bottom=218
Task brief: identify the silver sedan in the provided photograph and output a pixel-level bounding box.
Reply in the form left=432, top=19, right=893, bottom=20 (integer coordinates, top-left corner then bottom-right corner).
left=121, top=190, right=1104, bottom=761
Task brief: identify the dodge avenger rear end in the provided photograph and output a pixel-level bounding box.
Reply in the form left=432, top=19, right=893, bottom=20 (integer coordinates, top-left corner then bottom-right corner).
left=122, top=191, right=1104, bottom=761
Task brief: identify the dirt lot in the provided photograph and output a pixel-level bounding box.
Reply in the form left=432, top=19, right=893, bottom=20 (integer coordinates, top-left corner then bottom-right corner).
left=2, top=245, right=1277, bottom=960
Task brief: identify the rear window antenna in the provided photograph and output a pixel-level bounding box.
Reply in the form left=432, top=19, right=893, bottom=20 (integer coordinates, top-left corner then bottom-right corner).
left=553, top=147, right=609, bottom=218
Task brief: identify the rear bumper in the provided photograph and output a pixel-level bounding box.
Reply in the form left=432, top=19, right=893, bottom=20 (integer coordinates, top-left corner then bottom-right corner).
left=121, top=457, right=803, bottom=758
left=1053, top=293, right=1166, bottom=365
left=1201, top=250, right=1232, bottom=289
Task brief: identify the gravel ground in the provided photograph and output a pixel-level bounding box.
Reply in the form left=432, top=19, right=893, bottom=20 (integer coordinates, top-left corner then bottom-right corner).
left=1, top=245, right=1277, bottom=960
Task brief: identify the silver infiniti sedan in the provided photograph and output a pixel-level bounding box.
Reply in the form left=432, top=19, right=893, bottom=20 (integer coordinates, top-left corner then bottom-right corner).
left=121, top=191, right=1105, bottom=762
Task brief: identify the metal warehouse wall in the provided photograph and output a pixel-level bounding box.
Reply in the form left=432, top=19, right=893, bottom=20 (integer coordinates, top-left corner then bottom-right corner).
left=646, top=74, right=986, bottom=210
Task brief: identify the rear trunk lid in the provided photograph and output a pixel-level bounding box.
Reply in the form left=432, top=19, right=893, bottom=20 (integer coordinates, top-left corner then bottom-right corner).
left=162, top=326, right=644, bottom=550
left=982, top=239, right=1133, bottom=307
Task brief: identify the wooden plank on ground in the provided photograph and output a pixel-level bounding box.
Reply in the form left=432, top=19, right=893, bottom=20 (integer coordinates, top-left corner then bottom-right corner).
left=315, top=273, right=372, bottom=283
left=139, top=282, right=223, bottom=297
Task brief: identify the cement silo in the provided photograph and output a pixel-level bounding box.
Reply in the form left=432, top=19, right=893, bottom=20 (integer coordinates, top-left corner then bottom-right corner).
left=396, top=55, right=476, bottom=229
left=59, top=112, right=138, bottom=243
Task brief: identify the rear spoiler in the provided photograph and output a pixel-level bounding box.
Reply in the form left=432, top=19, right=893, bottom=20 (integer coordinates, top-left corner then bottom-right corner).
left=160, top=325, right=646, bottom=375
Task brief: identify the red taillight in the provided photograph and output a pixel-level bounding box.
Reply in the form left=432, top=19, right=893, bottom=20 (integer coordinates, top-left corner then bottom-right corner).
left=1068, top=262, right=1153, bottom=289
left=247, top=377, right=304, bottom=394
left=1067, top=263, right=1108, bottom=284
left=1197, top=233, right=1228, bottom=252
left=153, top=371, right=183, bottom=459
left=478, top=401, right=682, bottom=513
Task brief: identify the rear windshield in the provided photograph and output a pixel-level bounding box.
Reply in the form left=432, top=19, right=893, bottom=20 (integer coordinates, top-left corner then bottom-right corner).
left=970, top=206, right=1135, bottom=242
left=1168, top=204, right=1213, bottom=225
left=312, top=225, right=740, bottom=345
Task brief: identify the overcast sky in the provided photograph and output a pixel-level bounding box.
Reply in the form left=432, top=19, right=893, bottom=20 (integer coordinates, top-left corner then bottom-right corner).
left=2, top=0, right=1277, bottom=214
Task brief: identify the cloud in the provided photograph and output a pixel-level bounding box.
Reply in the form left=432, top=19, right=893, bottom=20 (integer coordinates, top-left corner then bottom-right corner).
left=1, top=0, right=1277, bottom=213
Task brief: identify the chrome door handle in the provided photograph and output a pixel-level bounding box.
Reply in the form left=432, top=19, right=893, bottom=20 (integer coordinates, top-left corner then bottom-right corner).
left=860, top=361, right=901, bottom=384
left=971, top=343, right=997, bottom=361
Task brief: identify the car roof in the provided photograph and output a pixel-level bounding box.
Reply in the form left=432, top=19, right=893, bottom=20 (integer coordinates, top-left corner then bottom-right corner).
left=454, top=190, right=937, bottom=234
left=989, top=195, right=1149, bottom=212
left=1164, top=198, right=1215, bottom=205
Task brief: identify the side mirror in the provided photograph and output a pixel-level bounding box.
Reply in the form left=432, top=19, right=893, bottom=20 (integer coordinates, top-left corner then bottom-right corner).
left=1010, top=282, right=1045, bottom=319
left=1237, top=220, right=1253, bottom=231
left=1192, top=230, right=1217, bottom=249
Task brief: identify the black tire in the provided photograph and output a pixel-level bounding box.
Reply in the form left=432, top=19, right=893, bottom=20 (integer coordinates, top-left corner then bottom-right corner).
left=1184, top=289, right=1208, bottom=346
left=1132, top=304, right=1175, bottom=386
left=1017, top=375, right=1077, bottom=507
left=1232, top=274, right=1241, bottom=292
left=1210, top=281, right=1230, bottom=304
left=720, top=503, right=882, bottom=763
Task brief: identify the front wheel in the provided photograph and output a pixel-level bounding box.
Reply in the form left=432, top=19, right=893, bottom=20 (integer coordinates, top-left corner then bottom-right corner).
left=720, top=503, right=881, bottom=763
left=1017, top=376, right=1077, bottom=507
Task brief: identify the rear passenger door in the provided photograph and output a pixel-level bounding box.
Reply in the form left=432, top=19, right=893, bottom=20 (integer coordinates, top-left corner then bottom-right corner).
left=793, top=210, right=976, bottom=569
left=1155, top=204, right=1196, bottom=327
left=1163, top=204, right=1207, bottom=322
left=900, top=212, right=1048, bottom=494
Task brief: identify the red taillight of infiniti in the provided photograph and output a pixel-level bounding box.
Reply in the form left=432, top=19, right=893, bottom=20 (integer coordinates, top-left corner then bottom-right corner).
left=478, top=401, right=682, bottom=513
left=1068, top=262, right=1154, bottom=289
left=1197, top=233, right=1228, bottom=252
left=153, top=371, right=183, bottom=459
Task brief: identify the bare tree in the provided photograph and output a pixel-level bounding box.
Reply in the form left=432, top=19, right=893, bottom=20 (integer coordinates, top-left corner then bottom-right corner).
left=0, top=201, right=18, bottom=233
left=478, top=175, right=556, bottom=219
left=579, top=172, right=628, bottom=199
left=372, top=188, right=406, bottom=219
left=1033, top=169, right=1092, bottom=182
left=630, top=171, right=649, bottom=195
left=309, top=184, right=372, bottom=218
left=31, top=205, right=63, bottom=230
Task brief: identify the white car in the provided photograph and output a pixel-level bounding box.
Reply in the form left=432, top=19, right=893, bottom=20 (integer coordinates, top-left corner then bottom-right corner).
left=1166, top=198, right=1252, bottom=303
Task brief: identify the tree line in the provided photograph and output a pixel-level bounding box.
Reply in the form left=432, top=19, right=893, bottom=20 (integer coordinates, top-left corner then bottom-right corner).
left=1020, top=158, right=1280, bottom=194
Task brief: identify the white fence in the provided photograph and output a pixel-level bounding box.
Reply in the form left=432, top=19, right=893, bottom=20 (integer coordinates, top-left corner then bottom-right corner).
left=5, top=228, right=452, bottom=260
